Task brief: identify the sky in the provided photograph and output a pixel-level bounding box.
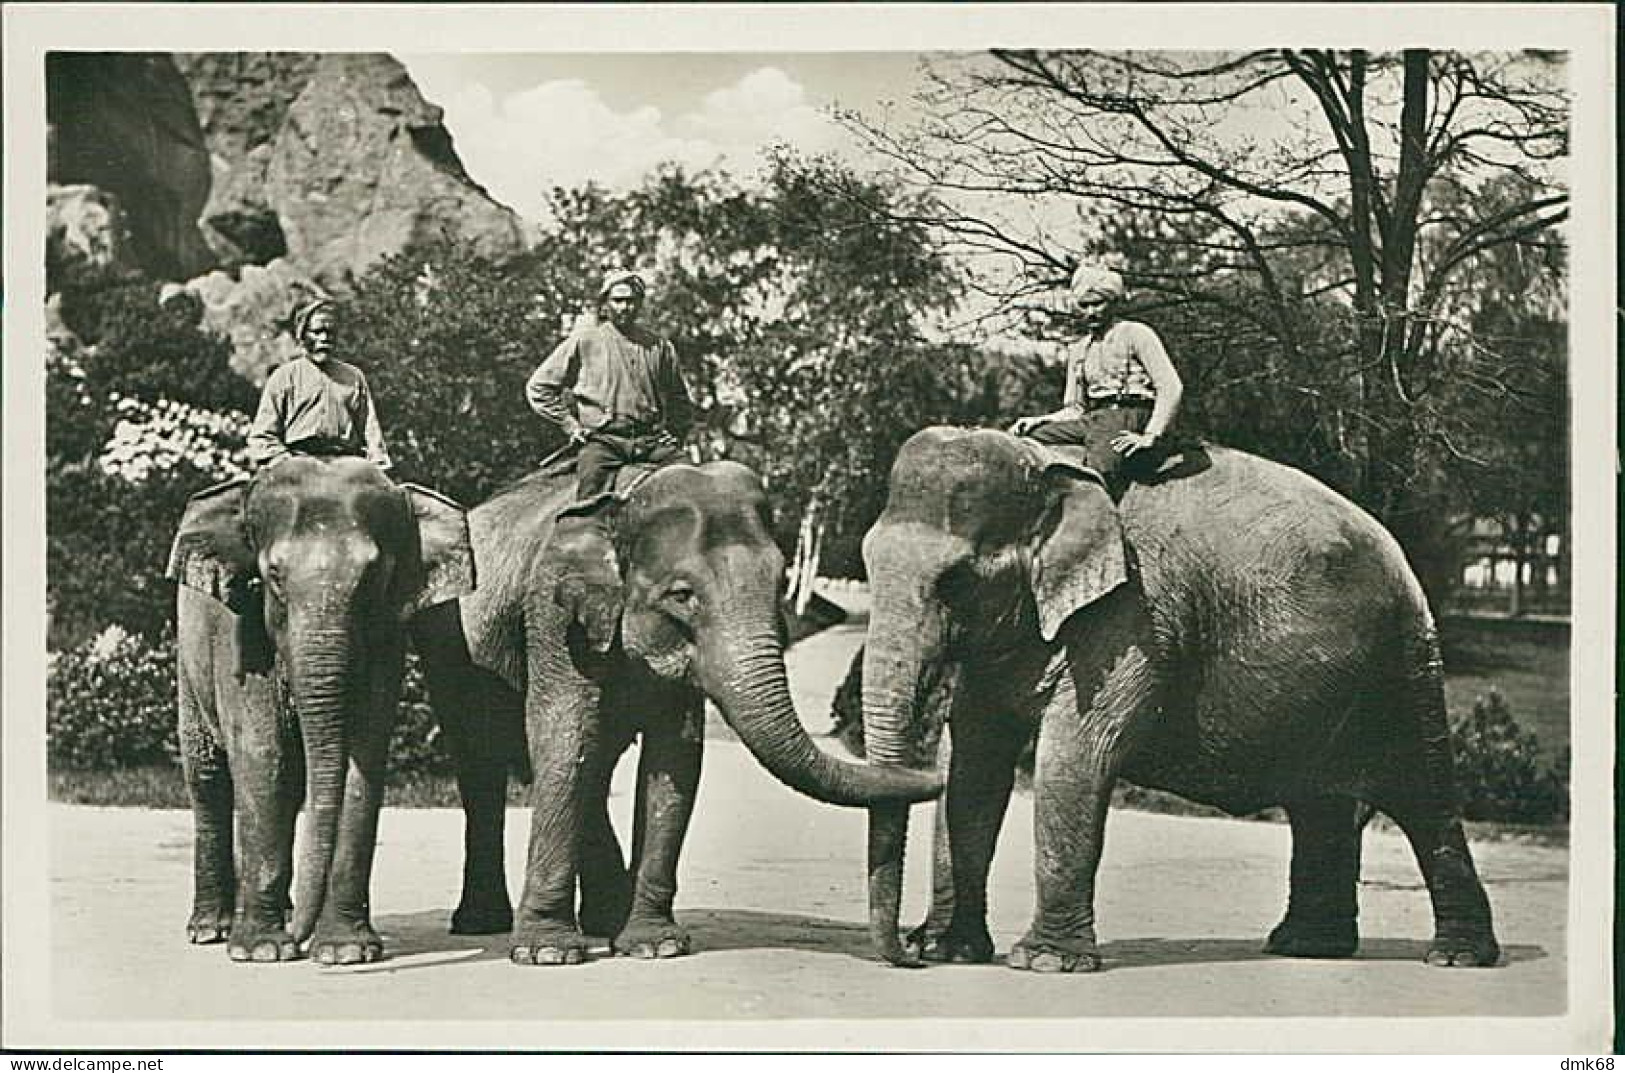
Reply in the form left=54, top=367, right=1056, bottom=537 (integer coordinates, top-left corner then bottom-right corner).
left=400, top=53, right=937, bottom=223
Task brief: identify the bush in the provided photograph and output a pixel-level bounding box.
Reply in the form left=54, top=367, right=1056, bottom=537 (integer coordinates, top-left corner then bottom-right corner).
left=1450, top=690, right=1569, bottom=824
left=46, top=460, right=206, bottom=648
left=47, top=624, right=455, bottom=777
left=48, top=625, right=179, bottom=770
left=391, top=654, right=455, bottom=776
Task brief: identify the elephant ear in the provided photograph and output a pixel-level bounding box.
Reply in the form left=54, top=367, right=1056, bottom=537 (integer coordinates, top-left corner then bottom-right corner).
left=551, top=500, right=623, bottom=656
left=1029, top=462, right=1129, bottom=642
left=398, top=483, right=477, bottom=620
left=166, top=477, right=259, bottom=615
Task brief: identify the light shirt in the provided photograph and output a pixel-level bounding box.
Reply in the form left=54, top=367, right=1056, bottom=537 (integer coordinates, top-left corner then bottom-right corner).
left=526, top=322, right=693, bottom=437
left=1061, top=319, right=1169, bottom=408
left=246, top=356, right=390, bottom=466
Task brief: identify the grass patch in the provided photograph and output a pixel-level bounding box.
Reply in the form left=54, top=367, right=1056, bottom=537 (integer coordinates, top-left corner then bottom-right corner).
left=50, top=765, right=532, bottom=810
left=1439, top=617, right=1569, bottom=760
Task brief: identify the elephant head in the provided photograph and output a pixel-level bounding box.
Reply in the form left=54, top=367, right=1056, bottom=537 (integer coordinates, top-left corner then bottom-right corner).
left=859, top=427, right=1127, bottom=963
left=166, top=457, right=475, bottom=939
left=550, top=460, right=942, bottom=807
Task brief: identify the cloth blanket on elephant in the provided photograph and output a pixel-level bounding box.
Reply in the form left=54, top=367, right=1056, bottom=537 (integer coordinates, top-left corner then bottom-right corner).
left=1019, top=432, right=1209, bottom=500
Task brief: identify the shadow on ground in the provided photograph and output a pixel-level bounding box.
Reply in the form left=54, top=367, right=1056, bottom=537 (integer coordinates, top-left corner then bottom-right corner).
left=362, top=907, right=1545, bottom=973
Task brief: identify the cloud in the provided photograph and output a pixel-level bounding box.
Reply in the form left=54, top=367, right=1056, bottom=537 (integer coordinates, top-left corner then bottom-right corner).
left=420, top=66, right=850, bottom=222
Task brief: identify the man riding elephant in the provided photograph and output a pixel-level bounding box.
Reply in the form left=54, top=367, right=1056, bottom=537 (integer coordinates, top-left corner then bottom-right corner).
left=525, top=269, right=694, bottom=499
left=1009, top=263, right=1184, bottom=495
left=247, top=299, right=392, bottom=470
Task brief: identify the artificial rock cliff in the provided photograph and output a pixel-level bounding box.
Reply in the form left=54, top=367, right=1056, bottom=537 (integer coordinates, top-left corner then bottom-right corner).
left=47, top=51, right=527, bottom=382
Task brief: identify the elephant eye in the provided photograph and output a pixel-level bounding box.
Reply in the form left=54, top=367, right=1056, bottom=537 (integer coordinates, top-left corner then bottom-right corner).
left=666, top=582, right=697, bottom=606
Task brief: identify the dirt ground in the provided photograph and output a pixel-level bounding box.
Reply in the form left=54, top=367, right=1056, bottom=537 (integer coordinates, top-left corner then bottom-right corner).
left=28, top=617, right=1585, bottom=1051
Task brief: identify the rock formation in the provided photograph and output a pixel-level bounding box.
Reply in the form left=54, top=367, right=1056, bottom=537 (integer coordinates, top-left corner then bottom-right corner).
left=174, top=52, right=526, bottom=291
left=46, top=185, right=145, bottom=292
left=48, top=50, right=528, bottom=385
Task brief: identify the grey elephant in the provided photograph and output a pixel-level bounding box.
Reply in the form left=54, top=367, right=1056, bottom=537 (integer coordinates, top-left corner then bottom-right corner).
left=168, top=457, right=474, bottom=964
left=413, top=459, right=942, bottom=966
left=859, top=427, right=1500, bottom=972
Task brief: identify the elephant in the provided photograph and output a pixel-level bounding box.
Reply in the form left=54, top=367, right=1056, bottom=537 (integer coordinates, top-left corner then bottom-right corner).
left=411, top=459, right=943, bottom=966
left=858, top=426, right=1500, bottom=973
left=167, top=457, right=474, bottom=964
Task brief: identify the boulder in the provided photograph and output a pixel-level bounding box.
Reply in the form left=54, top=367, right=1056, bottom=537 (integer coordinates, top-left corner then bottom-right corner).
left=181, top=259, right=319, bottom=384
left=177, top=52, right=526, bottom=290
left=46, top=184, right=145, bottom=292
left=46, top=53, right=216, bottom=281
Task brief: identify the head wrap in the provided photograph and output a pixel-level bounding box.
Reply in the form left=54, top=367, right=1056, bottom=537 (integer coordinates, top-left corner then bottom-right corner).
left=292, top=298, right=336, bottom=343
left=597, top=269, right=647, bottom=301
left=1069, top=264, right=1125, bottom=303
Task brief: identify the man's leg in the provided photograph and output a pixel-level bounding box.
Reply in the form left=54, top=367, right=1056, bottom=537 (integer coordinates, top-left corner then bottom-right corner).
left=575, top=436, right=627, bottom=499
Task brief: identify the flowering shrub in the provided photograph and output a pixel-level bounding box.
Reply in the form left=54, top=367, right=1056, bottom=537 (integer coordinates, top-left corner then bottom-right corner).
left=99, top=394, right=251, bottom=484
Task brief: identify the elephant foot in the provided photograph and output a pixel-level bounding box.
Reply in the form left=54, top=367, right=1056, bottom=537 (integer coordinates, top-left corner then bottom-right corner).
left=451, top=896, right=514, bottom=936
left=1425, top=933, right=1501, bottom=968
left=227, top=925, right=301, bottom=963
left=906, top=921, right=994, bottom=964
left=187, top=906, right=233, bottom=945
left=510, top=922, right=588, bottom=966
left=1264, top=916, right=1358, bottom=959
left=1007, top=934, right=1101, bottom=974
left=310, top=921, right=385, bottom=966
left=613, top=917, right=692, bottom=960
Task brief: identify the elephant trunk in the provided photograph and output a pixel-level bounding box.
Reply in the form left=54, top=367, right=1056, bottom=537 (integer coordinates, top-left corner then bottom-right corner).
left=860, top=595, right=949, bottom=964
left=286, top=620, right=355, bottom=943
left=702, top=629, right=942, bottom=808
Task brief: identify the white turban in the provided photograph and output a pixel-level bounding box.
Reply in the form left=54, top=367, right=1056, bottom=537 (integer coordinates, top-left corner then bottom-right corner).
left=1069, top=265, right=1125, bottom=302
left=598, top=269, right=647, bottom=301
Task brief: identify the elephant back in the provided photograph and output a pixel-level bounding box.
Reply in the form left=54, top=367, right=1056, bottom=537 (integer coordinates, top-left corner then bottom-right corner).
left=1118, top=446, right=1427, bottom=646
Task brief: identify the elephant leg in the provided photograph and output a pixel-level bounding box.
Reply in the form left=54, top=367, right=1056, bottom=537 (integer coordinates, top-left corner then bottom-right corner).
left=510, top=653, right=598, bottom=966
left=179, top=667, right=233, bottom=944
left=1375, top=787, right=1500, bottom=968
left=612, top=701, right=702, bottom=959
left=224, top=675, right=300, bottom=963
left=425, top=641, right=517, bottom=936
left=913, top=714, right=1027, bottom=964
left=307, top=652, right=399, bottom=965
left=1265, top=795, right=1364, bottom=957
left=904, top=793, right=956, bottom=959
left=1010, top=637, right=1154, bottom=974
left=1372, top=649, right=1500, bottom=968
left=577, top=713, right=635, bottom=939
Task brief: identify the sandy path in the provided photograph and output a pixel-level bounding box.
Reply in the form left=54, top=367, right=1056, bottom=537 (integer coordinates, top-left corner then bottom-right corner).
left=34, top=619, right=1576, bottom=1050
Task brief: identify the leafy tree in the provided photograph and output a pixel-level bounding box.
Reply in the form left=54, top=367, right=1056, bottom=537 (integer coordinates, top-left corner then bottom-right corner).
left=345, top=246, right=562, bottom=503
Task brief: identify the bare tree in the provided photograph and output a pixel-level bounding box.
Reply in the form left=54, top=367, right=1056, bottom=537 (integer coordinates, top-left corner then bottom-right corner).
left=829, top=49, right=1568, bottom=580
